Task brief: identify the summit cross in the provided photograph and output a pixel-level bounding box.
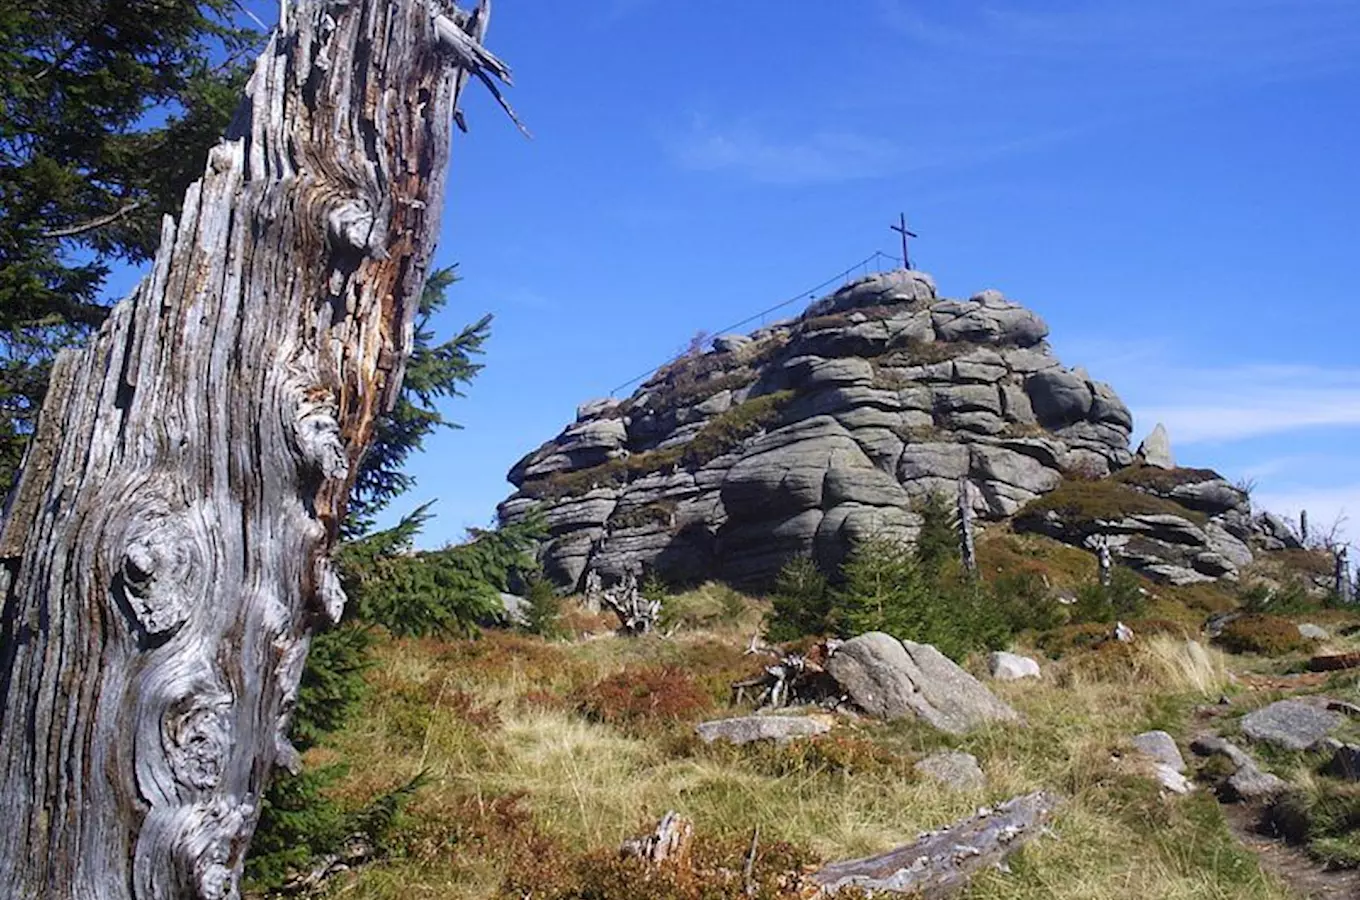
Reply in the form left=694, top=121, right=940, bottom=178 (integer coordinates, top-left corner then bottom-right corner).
left=890, top=213, right=918, bottom=270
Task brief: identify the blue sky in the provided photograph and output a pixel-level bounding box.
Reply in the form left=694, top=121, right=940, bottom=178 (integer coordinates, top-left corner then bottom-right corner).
left=126, top=1, right=1360, bottom=551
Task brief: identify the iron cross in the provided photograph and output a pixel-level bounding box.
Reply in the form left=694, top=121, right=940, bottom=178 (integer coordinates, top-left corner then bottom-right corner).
left=890, top=213, right=917, bottom=270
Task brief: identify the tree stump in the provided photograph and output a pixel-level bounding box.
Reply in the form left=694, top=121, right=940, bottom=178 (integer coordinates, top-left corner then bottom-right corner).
left=0, top=2, right=511, bottom=897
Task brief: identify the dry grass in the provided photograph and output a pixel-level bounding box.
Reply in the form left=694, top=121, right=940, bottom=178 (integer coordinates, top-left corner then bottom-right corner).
left=276, top=606, right=1293, bottom=900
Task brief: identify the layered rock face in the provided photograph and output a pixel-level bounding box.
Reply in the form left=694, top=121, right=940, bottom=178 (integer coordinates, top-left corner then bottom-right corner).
left=498, top=270, right=1138, bottom=589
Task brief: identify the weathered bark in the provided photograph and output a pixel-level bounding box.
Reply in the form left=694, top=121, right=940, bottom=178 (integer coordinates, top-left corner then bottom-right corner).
left=0, top=2, right=510, bottom=897
left=812, top=790, right=1060, bottom=897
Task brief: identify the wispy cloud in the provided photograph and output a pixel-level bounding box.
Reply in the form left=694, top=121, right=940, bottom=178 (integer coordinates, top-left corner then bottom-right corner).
left=877, top=0, right=1360, bottom=83
left=1133, top=364, right=1360, bottom=444
left=665, top=115, right=1101, bottom=186
left=667, top=117, right=901, bottom=184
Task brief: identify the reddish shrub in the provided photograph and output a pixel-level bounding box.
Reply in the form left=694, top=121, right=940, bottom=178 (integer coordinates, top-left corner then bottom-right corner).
left=574, top=666, right=714, bottom=733
left=1216, top=614, right=1308, bottom=656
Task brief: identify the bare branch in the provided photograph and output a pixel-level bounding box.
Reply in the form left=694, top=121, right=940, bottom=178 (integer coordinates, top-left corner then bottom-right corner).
left=39, top=201, right=142, bottom=239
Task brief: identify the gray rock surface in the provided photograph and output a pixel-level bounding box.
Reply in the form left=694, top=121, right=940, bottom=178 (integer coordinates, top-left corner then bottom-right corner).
left=497, top=270, right=1173, bottom=589
left=1326, top=744, right=1360, bottom=780
left=1137, top=423, right=1175, bottom=469
left=826, top=632, right=1019, bottom=734
left=914, top=751, right=986, bottom=790
left=1241, top=700, right=1345, bottom=751
left=1190, top=735, right=1289, bottom=801
left=988, top=651, right=1041, bottom=681
left=1298, top=623, right=1331, bottom=640
left=694, top=715, right=831, bottom=745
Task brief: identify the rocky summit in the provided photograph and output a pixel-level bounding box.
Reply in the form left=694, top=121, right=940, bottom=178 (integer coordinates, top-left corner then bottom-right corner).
left=498, top=269, right=1289, bottom=590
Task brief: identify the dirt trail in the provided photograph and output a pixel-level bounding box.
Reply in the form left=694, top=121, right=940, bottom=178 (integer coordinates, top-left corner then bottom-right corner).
left=1221, top=804, right=1360, bottom=900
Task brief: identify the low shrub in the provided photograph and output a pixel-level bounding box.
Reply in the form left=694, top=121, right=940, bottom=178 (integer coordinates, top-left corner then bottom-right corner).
left=611, top=500, right=678, bottom=530
left=574, top=666, right=714, bottom=734
left=1070, top=567, right=1147, bottom=624
left=1215, top=613, right=1308, bottom=656
left=503, top=830, right=826, bottom=900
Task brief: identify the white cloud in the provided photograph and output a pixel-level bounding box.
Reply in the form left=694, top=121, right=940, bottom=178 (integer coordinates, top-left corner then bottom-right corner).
left=668, top=118, right=901, bottom=184
left=1132, top=365, right=1360, bottom=444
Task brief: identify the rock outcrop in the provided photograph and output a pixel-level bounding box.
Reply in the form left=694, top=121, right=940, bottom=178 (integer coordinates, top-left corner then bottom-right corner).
left=499, top=270, right=1138, bottom=588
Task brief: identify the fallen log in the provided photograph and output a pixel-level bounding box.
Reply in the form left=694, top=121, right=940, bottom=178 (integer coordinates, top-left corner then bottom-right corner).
left=812, top=790, right=1061, bottom=897
left=1308, top=652, right=1360, bottom=672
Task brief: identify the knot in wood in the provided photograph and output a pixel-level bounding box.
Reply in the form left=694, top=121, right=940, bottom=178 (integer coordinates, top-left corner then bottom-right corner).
left=119, top=513, right=204, bottom=637
left=293, top=389, right=349, bottom=482
left=163, top=694, right=233, bottom=790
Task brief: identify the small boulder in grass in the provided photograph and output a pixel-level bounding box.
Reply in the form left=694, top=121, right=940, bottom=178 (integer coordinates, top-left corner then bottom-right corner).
left=694, top=715, right=831, bottom=746
left=988, top=651, right=1041, bottom=681
left=1133, top=730, right=1186, bottom=772
left=1297, top=623, right=1330, bottom=641
left=1241, top=699, right=1345, bottom=752
left=1132, top=730, right=1190, bottom=795
left=914, top=751, right=985, bottom=790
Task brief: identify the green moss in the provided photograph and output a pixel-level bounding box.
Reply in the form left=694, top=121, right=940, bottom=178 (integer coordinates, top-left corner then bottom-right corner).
left=683, top=390, right=796, bottom=466
left=1016, top=477, right=1208, bottom=529
left=522, top=393, right=795, bottom=502
left=1112, top=464, right=1225, bottom=493
left=610, top=500, right=677, bottom=530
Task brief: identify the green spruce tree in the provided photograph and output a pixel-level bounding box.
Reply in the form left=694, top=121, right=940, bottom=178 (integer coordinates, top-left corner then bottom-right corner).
left=0, top=0, right=260, bottom=489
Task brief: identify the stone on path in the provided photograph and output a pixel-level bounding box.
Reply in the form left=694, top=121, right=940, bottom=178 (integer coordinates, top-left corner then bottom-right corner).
left=1241, top=699, right=1345, bottom=751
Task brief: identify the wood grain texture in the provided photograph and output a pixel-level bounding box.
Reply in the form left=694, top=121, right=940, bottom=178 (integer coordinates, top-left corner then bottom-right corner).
left=0, top=2, right=505, bottom=896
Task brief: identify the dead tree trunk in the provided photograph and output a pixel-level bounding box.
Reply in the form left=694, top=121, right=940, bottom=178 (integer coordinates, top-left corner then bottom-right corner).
left=0, top=2, right=511, bottom=897
left=956, top=477, right=976, bottom=575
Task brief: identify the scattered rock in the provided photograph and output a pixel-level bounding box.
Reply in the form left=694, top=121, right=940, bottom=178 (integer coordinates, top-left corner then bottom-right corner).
left=825, top=632, right=1019, bottom=734
left=1191, top=735, right=1288, bottom=802
left=988, top=651, right=1041, bottom=681
left=1297, top=623, right=1330, bottom=641
left=1133, top=730, right=1190, bottom=794
left=1241, top=700, right=1345, bottom=751
left=1226, top=764, right=1290, bottom=802
left=914, top=751, right=986, bottom=790
left=694, top=715, right=831, bottom=745
left=1133, top=730, right=1186, bottom=773
left=1136, top=423, right=1175, bottom=469
left=1326, top=744, right=1360, bottom=780
left=813, top=791, right=1060, bottom=897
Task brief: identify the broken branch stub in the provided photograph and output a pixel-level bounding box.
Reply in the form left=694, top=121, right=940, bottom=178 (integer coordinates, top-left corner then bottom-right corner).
left=0, top=2, right=512, bottom=898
